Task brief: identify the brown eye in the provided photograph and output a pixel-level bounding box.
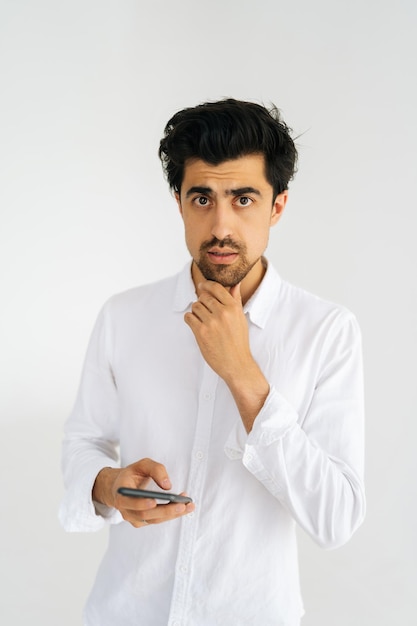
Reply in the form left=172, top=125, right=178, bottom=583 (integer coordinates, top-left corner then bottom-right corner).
left=236, top=196, right=252, bottom=207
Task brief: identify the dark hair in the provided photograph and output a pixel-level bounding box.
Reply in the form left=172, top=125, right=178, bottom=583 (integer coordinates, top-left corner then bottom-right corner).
left=158, top=98, right=298, bottom=197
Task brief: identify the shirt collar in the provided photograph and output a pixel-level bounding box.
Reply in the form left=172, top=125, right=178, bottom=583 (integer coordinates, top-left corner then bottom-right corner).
left=173, top=258, right=281, bottom=329
left=173, top=262, right=197, bottom=312
left=243, top=258, right=281, bottom=329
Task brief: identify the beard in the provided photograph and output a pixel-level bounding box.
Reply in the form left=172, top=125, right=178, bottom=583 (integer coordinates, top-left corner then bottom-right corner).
left=195, top=237, right=258, bottom=287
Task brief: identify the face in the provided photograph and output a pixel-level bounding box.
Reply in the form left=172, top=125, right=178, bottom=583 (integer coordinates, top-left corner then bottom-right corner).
left=175, top=154, right=287, bottom=296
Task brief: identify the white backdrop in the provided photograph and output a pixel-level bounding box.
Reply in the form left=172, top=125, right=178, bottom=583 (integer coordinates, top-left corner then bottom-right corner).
left=1, top=1, right=416, bottom=624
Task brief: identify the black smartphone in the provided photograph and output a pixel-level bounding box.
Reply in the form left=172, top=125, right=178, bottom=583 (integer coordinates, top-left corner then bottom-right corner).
left=117, top=487, right=192, bottom=504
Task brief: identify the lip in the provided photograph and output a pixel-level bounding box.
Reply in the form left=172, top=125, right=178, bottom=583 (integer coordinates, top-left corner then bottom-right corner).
left=207, top=250, right=239, bottom=265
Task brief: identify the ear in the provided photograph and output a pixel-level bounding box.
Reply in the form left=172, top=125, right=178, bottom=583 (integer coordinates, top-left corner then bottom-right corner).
left=175, top=192, right=183, bottom=217
left=270, top=190, right=288, bottom=226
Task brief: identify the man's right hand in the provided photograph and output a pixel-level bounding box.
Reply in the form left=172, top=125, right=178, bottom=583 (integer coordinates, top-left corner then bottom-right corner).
left=92, top=458, right=194, bottom=528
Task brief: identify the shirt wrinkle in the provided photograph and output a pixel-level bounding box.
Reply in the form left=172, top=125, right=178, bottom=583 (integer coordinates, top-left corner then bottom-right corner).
left=60, top=259, right=365, bottom=626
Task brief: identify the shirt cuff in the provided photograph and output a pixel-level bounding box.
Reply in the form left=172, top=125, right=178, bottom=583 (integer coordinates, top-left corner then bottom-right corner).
left=59, top=457, right=123, bottom=532
left=224, top=386, right=298, bottom=460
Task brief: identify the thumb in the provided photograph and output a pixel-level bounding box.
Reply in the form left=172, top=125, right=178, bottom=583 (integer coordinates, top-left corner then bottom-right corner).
left=230, top=282, right=242, bottom=303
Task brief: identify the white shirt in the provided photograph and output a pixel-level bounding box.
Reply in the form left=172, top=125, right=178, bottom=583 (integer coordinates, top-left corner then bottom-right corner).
left=59, top=260, right=365, bottom=626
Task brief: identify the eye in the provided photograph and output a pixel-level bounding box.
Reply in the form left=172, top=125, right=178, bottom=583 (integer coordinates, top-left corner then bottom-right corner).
left=193, top=196, right=210, bottom=207
left=235, top=196, right=253, bottom=207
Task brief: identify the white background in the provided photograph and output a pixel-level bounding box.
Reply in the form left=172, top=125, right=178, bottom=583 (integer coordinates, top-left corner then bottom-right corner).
left=1, top=0, right=416, bottom=624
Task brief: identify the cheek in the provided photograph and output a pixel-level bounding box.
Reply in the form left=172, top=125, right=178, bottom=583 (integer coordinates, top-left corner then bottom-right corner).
left=245, top=223, right=270, bottom=250
left=183, top=221, right=202, bottom=253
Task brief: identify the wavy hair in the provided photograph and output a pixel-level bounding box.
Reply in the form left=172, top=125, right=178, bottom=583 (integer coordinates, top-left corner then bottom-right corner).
left=158, top=98, right=298, bottom=198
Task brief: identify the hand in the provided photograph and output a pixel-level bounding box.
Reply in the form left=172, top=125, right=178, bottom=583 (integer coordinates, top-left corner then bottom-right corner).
left=184, top=281, right=270, bottom=432
left=185, top=281, right=252, bottom=383
left=93, top=458, right=195, bottom=528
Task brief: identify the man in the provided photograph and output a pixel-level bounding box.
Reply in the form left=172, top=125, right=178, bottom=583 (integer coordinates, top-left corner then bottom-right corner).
left=60, top=99, right=365, bottom=626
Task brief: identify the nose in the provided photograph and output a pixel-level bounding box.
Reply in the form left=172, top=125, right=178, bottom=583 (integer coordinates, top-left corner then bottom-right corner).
left=210, top=203, right=234, bottom=241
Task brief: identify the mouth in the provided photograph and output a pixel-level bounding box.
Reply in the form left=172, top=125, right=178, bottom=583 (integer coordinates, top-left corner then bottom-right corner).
left=207, top=249, right=239, bottom=265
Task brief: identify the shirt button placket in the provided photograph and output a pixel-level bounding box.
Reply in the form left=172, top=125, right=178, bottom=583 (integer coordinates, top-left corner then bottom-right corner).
left=167, top=364, right=218, bottom=626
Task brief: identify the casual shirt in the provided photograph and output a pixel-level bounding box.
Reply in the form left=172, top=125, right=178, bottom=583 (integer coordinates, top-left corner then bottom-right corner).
left=59, top=260, right=365, bottom=626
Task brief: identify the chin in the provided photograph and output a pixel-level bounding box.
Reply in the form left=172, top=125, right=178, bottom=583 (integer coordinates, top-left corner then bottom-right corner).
left=197, top=261, right=250, bottom=287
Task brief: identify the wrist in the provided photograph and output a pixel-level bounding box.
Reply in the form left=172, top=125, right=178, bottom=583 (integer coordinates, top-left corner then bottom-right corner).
left=227, top=362, right=270, bottom=433
left=92, top=467, right=120, bottom=508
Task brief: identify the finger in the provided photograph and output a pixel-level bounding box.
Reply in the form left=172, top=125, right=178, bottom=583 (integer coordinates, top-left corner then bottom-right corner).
left=229, top=282, right=242, bottom=303
left=188, top=301, right=212, bottom=323
left=132, top=458, right=172, bottom=491
left=130, top=501, right=194, bottom=529
left=197, top=291, right=223, bottom=314
left=115, top=493, right=158, bottom=512
left=144, top=501, right=195, bottom=525
left=129, top=503, right=185, bottom=527
left=129, top=517, right=155, bottom=529
left=139, top=520, right=150, bottom=528
left=184, top=311, right=201, bottom=333
left=197, top=281, right=232, bottom=304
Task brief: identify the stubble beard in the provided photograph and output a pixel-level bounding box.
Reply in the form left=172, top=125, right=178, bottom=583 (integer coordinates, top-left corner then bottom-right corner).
left=195, top=238, right=258, bottom=287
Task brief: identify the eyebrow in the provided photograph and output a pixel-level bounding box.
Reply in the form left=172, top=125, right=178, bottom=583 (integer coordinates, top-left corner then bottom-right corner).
left=185, top=186, right=262, bottom=198
left=185, top=186, right=212, bottom=198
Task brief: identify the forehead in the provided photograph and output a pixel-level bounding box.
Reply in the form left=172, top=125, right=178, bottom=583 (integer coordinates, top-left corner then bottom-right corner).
left=181, top=154, right=269, bottom=190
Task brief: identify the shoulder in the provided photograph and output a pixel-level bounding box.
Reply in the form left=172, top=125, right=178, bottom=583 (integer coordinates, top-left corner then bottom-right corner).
left=271, top=279, right=363, bottom=375
left=281, top=279, right=352, bottom=315
left=276, top=277, right=361, bottom=340
left=101, top=271, right=180, bottom=323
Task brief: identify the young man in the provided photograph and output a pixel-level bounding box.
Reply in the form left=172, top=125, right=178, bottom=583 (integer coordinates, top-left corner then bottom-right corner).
left=60, top=99, right=365, bottom=625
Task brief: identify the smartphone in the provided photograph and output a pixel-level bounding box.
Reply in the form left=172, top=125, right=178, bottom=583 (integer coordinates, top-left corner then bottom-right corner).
left=117, top=487, right=192, bottom=504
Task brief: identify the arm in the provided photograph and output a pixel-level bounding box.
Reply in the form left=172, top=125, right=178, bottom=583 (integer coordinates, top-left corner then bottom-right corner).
left=59, top=303, right=194, bottom=532
left=185, top=280, right=365, bottom=548
left=238, top=313, right=365, bottom=548
left=59, top=304, right=122, bottom=531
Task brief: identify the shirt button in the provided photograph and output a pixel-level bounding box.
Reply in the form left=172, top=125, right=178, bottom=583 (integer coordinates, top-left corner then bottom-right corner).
left=203, top=392, right=211, bottom=400
left=180, top=565, right=188, bottom=573
left=195, top=450, right=204, bottom=460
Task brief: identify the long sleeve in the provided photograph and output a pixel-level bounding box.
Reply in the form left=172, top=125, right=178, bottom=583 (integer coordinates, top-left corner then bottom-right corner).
left=57, top=263, right=366, bottom=623
left=225, top=311, right=366, bottom=549
left=59, top=303, right=123, bottom=532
